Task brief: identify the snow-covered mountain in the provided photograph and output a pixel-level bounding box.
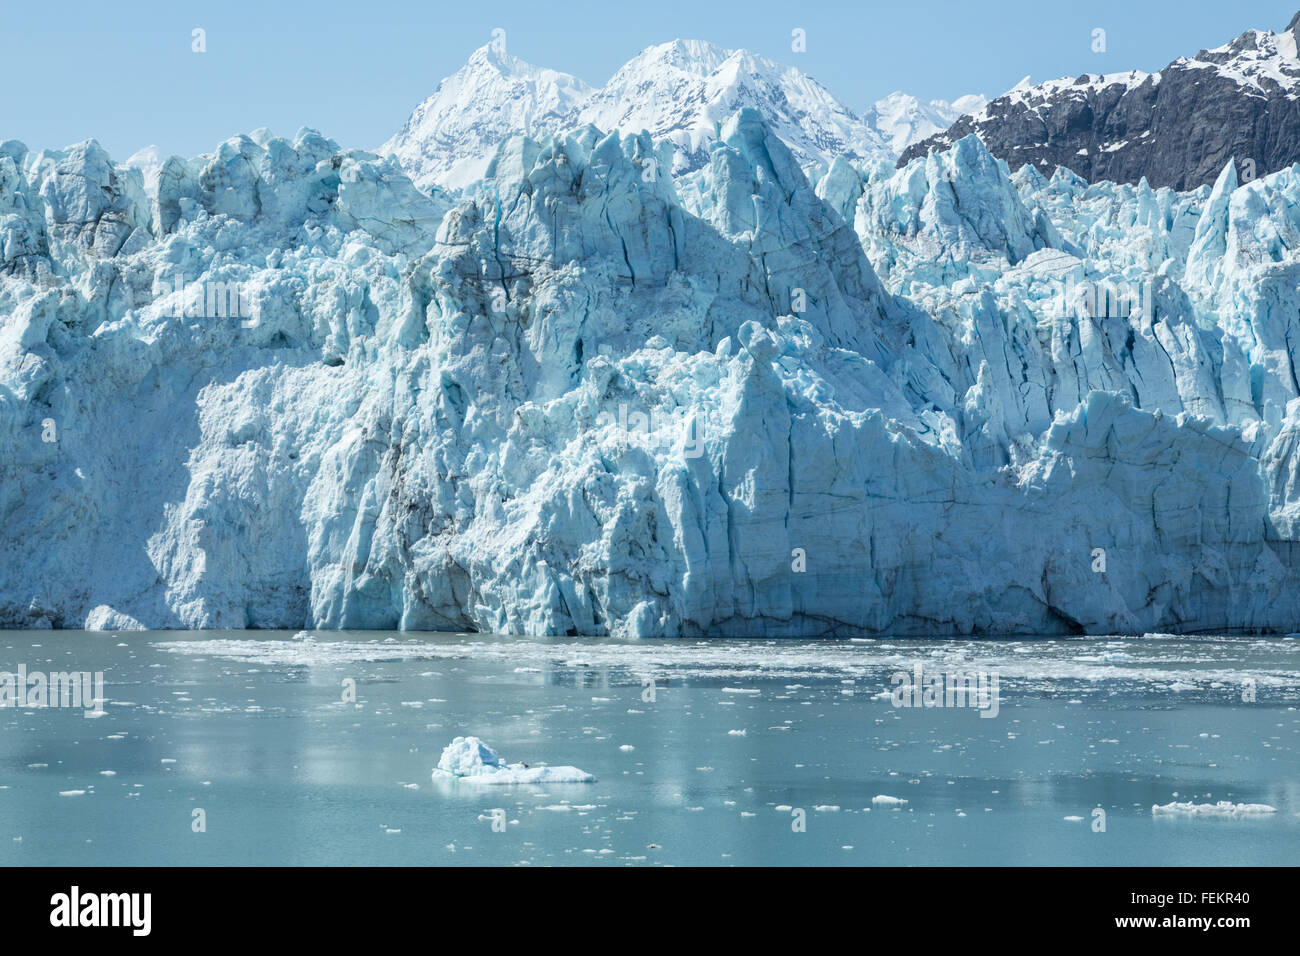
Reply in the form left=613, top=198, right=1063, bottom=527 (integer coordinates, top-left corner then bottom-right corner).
left=383, top=38, right=894, bottom=190
left=866, top=91, right=987, bottom=154
left=6, top=99, right=1300, bottom=636
left=571, top=39, right=891, bottom=175
left=903, top=11, right=1300, bottom=188
left=380, top=43, right=594, bottom=191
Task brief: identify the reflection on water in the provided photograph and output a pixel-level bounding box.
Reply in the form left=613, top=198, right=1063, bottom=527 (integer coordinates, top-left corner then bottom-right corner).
left=0, top=631, right=1297, bottom=865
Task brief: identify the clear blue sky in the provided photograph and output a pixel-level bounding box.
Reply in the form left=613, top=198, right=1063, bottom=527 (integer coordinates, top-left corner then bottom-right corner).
left=2, top=0, right=1297, bottom=160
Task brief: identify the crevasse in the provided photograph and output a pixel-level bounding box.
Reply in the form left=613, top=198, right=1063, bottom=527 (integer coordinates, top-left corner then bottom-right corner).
left=3, top=110, right=1299, bottom=636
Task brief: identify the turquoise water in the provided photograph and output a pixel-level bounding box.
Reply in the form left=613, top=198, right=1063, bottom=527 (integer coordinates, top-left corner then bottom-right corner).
left=1, top=630, right=1297, bottom=865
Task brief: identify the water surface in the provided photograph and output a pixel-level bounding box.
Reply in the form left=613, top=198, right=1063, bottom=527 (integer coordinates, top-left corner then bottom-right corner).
left=1, top=631, right=1296, bottom=865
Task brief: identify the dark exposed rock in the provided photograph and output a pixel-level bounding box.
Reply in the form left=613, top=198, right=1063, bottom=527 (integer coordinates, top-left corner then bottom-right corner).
left=900, top=13, right=1300, bottom=190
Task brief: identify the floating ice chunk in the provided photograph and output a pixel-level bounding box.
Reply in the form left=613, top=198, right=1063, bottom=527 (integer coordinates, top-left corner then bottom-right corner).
left=435, top=736, right=501, bottom=774
left=85, top=606, right=145, bottom=631
left=872, top=795, right=908, bottom=806
left=1152, top=801, right=1277, bottom=816
left=432, top=735, right=594, bottom=784
left=451, top=766, right=596, bottom=785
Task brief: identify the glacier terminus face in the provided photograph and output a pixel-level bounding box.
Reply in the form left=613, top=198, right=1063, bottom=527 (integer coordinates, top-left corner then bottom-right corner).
left=4, top=84, right=1300, bottom=638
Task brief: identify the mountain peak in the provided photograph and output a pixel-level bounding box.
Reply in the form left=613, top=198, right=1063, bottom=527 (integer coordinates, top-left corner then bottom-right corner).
left=868, top=91, right=988, bottom=154
left=575, top=40, right=887, bottom=175
left=901, top=14, right=1300, bottom=188
left=379, top=44, right=593, bottom=190
left=464, top=42, right=526, bottom=75
left=634, top=38, right=733, bottom=72
left=385, top=36, right=993, bottom=191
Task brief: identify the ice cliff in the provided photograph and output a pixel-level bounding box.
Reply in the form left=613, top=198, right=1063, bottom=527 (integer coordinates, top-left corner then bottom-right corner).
left=3, top=108, right=1300, bottom=636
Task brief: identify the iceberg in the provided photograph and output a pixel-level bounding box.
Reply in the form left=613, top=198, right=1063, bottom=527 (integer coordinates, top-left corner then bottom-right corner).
left=84, top=605, right=145, bottom=631
left=432, top=736, right=594, bottom=784
left=1151, top=801, right=1278, bottom=815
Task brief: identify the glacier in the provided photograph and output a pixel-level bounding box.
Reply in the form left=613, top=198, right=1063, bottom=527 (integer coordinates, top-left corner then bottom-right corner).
left=3, top=105, right=1300, bottom=637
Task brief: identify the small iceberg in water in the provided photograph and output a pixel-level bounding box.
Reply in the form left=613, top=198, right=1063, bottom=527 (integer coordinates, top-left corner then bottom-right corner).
left=872, top=794, right=908, bottom=807
left=1152, top=800, right=1277, bottom=816
left=432, top=736, right=594, bottom=785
